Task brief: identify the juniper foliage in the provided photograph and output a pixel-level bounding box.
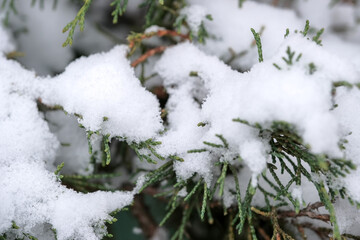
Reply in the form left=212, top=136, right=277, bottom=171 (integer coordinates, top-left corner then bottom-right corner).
left=1, top=1, right=360, bottom=240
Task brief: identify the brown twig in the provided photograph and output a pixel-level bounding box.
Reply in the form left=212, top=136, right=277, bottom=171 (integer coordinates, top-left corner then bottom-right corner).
left=278, top=202, right=330, bottom=223
left=6, top=51, right=25, bottom=59
left=272, top=0, right=280, bottom=6
left=252, top=207, right=295, bottom=240
left=257, top=226, right=271, bottom=240
left=296, top=221, right=360, bottom=240
left=121, top=184, right=158, bottom=238
left=128, top=29, right=190, bottom=68
left=128, top=29, right=189, bottom=49
left=295, top=222, right=307, bottom=240
left=131, top=193, right=158, bottom=238
left=131, top=46, right=168, bottom=68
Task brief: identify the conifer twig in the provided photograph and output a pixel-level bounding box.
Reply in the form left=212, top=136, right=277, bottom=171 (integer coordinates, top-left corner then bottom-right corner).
left=250, top=28, right=264, bottom=62
left=62, top=0, right=92, bottom=47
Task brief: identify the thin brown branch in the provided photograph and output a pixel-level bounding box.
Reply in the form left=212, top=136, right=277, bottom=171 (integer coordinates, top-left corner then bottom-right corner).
left=257, top=226, right=271, bottom=240
left=272, top=0, right=279, bottom=6
left=128, top=29, right=189, bottom=49
left=131, top=193, right=158, bottom=238
left=298, top=221, right=360, bottom=240
left=278, top=202, right=330, bottom=223
left=278, top=210, right=330, bottom=222
left=131, top=46, right=168, bottom=68
left=6, top=51, right=25, bottom=59
left=295, top=223, right=307, bottom=240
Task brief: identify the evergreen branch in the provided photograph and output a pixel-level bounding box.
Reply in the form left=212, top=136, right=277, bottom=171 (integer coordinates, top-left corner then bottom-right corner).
left=315, top=181, right=341, bottom=239
left=62, top=0, right=92, bottom=47
left=216, top=134, right=229, bottom=149
left=1, top=0, right=17, bottom=26
left=251, top=207, right=295, bottom=240
left=229, top=165, right=244, bottom=229
left=236, top=180, right=256, bottom=235
left=110, top=0, right=128, bottom=24
left=184, top=179, right=202, bottom=201
left=139, top=160, right=174, bottom=192
left=284, top=28, right=290, bottom=38
left=187, top=148, right=207, bottom=153
left=217, top=162, right=228, bottom=197
left=308, top=62, right=317, bottom=74
left=302, top=20, right=310, bottom=36
left=313, top=28, right=325, bottom=45
left=63, top=172, right=122, bottom=180
left=250, top=28, right=264, bottom=62
left=239, top=0, right=246, bottom=7
left=54, top=162, right=64, bottom=180
left=200, top=183, right=208, bottom=221
left=102, top=134, right=111, bottom=166
left=203, top=141, right=224, bottom=149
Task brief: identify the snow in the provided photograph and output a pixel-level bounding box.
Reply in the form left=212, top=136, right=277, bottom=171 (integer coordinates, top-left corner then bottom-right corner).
left=154, top=34, right=359, bottom=184
left=291, top=186, right=303, bottom=203
left=47, top=111, right=98, bottom=175
left=2, top=0, right=360, bottom=238
left=0, top=24, right=14, bottom=53
left=192, top=0, right=304, bottom=69
left=239, top=140, right=268, bottom=186
left=40, top=45, right=163, bottom=142
left=179, top=5, right=208, bottom=33
left=295, top=0, right=357, bottom=30
left=0, top=31, right=157, bottom=238
left=335, top=199, right=360, bottom=235
left=10, top=0, right=75, bottom=75
left=334, top=88, right=360, bottom=202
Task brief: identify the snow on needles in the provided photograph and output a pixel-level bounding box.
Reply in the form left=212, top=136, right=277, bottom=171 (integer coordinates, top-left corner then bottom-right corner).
left=0, top=30, right=160, bottom=238
left=192, top=0, right=303, bottom=69
left=155, top=34, right=359, bottom=186
left=2, top=0, right=360, bottom=238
